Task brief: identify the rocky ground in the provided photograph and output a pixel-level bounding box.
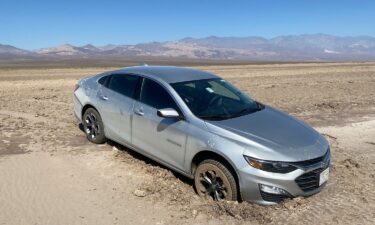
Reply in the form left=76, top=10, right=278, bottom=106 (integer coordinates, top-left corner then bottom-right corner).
left=0, top=62, right=374, bottom=225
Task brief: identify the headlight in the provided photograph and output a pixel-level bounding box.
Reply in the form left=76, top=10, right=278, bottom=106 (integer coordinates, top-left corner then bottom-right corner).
left=243, top=155, right=297, bottom=173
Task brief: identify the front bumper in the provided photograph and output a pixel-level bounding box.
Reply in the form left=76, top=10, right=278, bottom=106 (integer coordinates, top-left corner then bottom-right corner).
left=238, top=156, right=330, bottom=205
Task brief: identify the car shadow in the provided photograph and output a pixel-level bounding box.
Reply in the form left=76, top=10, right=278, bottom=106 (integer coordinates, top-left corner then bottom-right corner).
left=78, top=123, right=85, bottom=132
left=156, top=117, right=181, bottom=132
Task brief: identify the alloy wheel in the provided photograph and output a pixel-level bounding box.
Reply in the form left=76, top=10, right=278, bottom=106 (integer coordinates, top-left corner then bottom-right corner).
left=195, top=164, right=232, bottom=201
left=85, top=112, right=100, bottom=140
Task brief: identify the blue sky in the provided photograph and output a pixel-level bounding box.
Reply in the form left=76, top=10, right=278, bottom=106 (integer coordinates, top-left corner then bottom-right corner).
left=1, top=0, right=374, bottom=50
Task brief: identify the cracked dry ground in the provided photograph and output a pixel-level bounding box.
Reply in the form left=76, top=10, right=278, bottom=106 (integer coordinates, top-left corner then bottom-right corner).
left=0, top=62, right=374, bottom=225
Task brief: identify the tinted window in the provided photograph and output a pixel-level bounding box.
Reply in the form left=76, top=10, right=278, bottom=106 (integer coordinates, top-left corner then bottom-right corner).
left=140, top=79, right=178, bottom=110
left=98, top=76, right=109, bottom=87
left=108, top=74, right=139, bottom=98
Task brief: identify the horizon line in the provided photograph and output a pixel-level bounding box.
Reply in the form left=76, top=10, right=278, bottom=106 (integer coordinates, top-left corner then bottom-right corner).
left=2, top=33, right=375, bottom=51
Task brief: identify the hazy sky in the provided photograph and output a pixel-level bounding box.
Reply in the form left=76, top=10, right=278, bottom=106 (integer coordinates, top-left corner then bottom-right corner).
left=1, top=0, right=374, bottom=50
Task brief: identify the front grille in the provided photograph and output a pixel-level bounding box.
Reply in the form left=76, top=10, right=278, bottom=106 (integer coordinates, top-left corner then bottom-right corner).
left=295, top=167, right=327, bottom=192
left=294, top=147, right=330, bottom=192
left=260, top=191, right=290, bottom=203
left=291, top=148, right=330, bottom=167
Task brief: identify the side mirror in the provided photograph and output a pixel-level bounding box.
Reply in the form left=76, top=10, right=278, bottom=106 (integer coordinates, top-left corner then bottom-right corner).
left=157, top=108, right=180, bottom=118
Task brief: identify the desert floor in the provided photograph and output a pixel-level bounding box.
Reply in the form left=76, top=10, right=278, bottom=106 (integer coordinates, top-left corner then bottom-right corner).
left=0, top=62, right=374, bottom=225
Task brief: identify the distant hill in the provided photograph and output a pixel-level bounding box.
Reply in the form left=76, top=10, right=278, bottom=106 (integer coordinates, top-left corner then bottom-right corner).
left=0, top=44, right=33, bottom=58
left=2, top=34, right=375, bottom=61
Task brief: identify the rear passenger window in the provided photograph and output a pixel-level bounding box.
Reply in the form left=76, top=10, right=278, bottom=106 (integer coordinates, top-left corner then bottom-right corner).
left=140, top=79, right=178, bottom=110
left=98, top=76, right=109, bottom=87
left=108, top=74, right=139, bottom=98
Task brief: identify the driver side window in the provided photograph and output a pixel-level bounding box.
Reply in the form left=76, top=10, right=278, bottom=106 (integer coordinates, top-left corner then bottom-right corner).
left=140, top=78, right=178, bottom=110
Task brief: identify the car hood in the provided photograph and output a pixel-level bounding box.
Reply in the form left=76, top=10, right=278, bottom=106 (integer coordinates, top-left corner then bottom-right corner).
left=204, top=106, right=328, bottom=162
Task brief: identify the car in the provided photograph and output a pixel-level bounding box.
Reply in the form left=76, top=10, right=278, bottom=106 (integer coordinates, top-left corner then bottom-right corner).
left=73, top=65, right=330, bottom=205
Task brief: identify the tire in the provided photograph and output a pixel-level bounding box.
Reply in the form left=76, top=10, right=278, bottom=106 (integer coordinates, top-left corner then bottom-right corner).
left=82, top=108, right=106, bottom=144
left=194, top=159, right=238, bottom=201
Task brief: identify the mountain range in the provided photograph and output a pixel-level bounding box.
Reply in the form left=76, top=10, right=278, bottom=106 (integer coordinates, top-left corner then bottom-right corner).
left=2, top=34, right=375, bottom=61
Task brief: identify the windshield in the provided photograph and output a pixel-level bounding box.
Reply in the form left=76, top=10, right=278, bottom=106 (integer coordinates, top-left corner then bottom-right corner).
left=171, top=78, right=263, bottom=120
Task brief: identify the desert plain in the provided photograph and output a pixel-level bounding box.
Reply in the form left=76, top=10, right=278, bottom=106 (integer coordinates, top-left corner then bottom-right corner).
left=0, top=62, right=374, bottom=225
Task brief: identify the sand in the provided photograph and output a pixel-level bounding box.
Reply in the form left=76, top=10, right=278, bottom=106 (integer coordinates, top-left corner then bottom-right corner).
left=0, top=62, right=374, bottom=224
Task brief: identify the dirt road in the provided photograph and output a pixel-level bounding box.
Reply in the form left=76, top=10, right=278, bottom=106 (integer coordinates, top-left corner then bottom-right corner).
left=0, top=62, right=374, bottom=225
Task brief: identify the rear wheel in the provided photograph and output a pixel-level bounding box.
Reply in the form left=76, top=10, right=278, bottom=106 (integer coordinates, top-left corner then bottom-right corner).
left=82, top=108, right=106, bottom=144
left=194, top=159, right=238, bottom=201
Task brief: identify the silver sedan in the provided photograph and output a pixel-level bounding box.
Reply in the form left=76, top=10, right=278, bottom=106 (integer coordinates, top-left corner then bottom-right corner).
left=73, top=66, right=330, bottom=204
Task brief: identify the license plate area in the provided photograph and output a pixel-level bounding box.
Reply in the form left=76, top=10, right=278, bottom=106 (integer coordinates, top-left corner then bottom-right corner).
left=319, top=168, right=329, bottom=186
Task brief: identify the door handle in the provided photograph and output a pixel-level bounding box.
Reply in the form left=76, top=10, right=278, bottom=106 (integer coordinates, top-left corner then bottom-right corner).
left=134, top=109, right=144, bottom=116
left=100, top=95, right=109, bottom=100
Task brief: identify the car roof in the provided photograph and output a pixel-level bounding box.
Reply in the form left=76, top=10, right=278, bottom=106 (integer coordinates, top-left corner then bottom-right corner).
left=111, top=66, right=219, bottom=84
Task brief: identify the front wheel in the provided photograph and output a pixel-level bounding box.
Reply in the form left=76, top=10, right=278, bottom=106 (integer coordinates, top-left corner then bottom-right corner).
left=82, top=108, right=106, bottom=144
left=194, top=159, right=238, bottom=201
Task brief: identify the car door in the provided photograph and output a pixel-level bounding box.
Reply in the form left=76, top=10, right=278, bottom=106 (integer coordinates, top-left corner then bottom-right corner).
left=96, top=75, right=116, bottom=137
left=132, top=78, right=188, bottom=171
left=96, top=74, right=139, bottom=144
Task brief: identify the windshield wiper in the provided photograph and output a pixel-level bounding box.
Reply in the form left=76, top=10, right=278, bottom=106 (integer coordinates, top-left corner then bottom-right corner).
left=229, top=103, right=264, bottom=118
left=198, top=115, right=231, bottom=121
left=256, top=101, right=265, bottom=110
left=235, top=106, right=259, bottom=116
left=198, top=102, right=265, bottom=121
